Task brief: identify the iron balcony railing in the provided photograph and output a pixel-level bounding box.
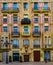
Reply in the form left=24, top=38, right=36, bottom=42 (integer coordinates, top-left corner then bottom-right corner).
left=33, top=45, right=40, bottom=48
left=33, top=7, right=50, bottom=13
left=11, top=32, right=20, bottom=36
left=1, top=7, right=19, bottom=13
left=32, top=31, right=41, bottom=36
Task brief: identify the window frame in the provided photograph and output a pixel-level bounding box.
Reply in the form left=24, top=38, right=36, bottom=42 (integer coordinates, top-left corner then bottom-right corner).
left=23, top=2, right=28, bottom=10
left=12, top=39, right=19, bottom=48
left=3, top=26, right=8, bottom=32
left=24, top=26, right=28, bottom=32
left=23, top=39, right=30, bottom=46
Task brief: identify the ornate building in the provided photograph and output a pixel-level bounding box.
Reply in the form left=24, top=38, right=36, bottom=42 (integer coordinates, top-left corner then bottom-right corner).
left=0, top=0, right=53, bottom=63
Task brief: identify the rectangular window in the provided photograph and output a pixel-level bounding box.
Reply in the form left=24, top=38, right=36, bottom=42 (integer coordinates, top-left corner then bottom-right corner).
left=48, top=37, right=51, bottom=46
left=1, top=38, right=4, bottom=48
left=24, top=3, right=28, bottom=10
left=13, top=15, right=18, bottom=22
left=3, top=26, right=8, bottom=32
left=24, top=26, right=28, bottom=33
left=33, top=40, right=40, bottom=48
left=34, top=18, right=38, bottom=23
left=3, top=3, right=8, bottom=10
left=3, top=18, right=7, bottom=23
left=44, top=2, right=48, bottom=10
left=44, top=18, right=48, bottom=22
left=13, top=3, right=18, bottom=10
left=12, top=39, right=19, bottom=48
left=13, top=26, right=18, bottom=32
left=34, top=26, right=39, bottom=32
left=44, top=36, right=47, bottom=45
left=23, top=39, right=29, bottom=46
left=44, top=26, right=49, bottom=32
left=34, top=2, right=38, bottom=10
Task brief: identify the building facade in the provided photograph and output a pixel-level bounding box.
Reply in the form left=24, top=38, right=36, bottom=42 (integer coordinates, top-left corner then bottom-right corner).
left=0, top=0, right=53, bottom=63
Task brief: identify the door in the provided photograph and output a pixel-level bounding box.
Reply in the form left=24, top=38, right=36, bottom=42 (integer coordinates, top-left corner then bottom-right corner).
left=2, top=52, right=9, bottom=63
left=24, top=55, right=29, bottom=62
left=13, top=53, right=19, bottom=62
left=44, top=51, right=50, bottom=61
left=34, top=51, right=40, bottom=62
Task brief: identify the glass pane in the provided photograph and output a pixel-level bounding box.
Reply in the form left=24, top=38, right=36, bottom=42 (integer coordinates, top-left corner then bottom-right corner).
left=34, top=40, right=40, bottom=45
left=12, top=40, right=19, bottom=48
left=13, top=17, right=18, bottom=22
left=44, top=18, right=48, bottom=21
left=24, top=3, right=28, bottom=10
left=44, top=26, right=48, bottom=31
left=44, top=2, right=48, bottom=10
left=3, top=18, right=7, bottom=23
left=24, top=26, right=28, bottom=32
left=3, top=3, right=8, bottom=10
left=13, top=26, right=18, bottom=32
left=23, top=39, right=29, bottom=45
left=34, top=26, right=38, bottom=32
left=48, top=37, right=51, bottom=46
left=34, top=2, right=38, bottom=10
left=13, top=3, right=17, bottom=10
left=3, top=27, right=8, bottom=32
left=34, top=18, right=38, bottom=22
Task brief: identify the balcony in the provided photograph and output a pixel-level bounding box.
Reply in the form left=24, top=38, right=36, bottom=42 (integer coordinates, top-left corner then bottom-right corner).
left=42, top=7, right=50, bottom=13
left=33, top=7, right=50, bottom=13
left=12, top=45, right=19, bottom=49
left=21, top=18, right=31, bottom=24
left=21, top=32, right=30, bottom=37
left=1, top=8, right=19, bottom=13
left=32, top=31, right=41, bottom=37
left=42, top=45, right=53, bottom=50
left=0, top=47, right=11, bottom=52
left=0, top=42, right=11, bottom=52
left=11, top=32, right=20, bottom=37
left=33, top=45, right=40, bottom=48
left=32, top=8, right=40, bottom=13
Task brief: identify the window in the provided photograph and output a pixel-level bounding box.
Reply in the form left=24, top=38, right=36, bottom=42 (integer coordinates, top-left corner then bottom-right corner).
left=34, top=26, right=39, bottom=32
left=1, top=40, right=4, bottom=48
left=44, top=36, right=47, bottom=45
left=13, top=17, right=18, bottom=22
left=13, top=15, right=18, bottom=22
left=34, top=2, right=38, bottom=10
left=48, top=36, right=51, bottom=46
left=3, top=18, right=7, bottom=23
left=44, top=26, right=49, bottom=32
left=23, top=39, right=29, bottom=46
left=13, top=26, right=18, bottom=32
left=44, top=2, right=48, bottom=10
left=3, top=26, right=8, bottom=32
left=44, top=18, right=48, bottom=22
left=3, top=3, right=8, bottom=10
left=24, top=26, right=28, bottom=32
left=12, top=39, right=19, bottom=48
left=33, top=40, right=40, bottom=48
left=23, top=3, right=28, bottom=10
left=5, top=37, right=8, bottom=41
left=13, top=2, right=18, bottom=10
left=34, top=18, right=38, bottom=23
